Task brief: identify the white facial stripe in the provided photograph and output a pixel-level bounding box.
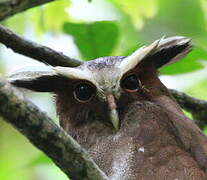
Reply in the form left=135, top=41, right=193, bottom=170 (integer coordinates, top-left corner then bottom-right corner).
left=53, top=66, right=102, bottom=94
left=53, top=66, right=92, bottom=80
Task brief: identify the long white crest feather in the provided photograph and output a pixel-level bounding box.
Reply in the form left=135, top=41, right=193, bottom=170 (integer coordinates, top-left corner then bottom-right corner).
left=118, top=39, right=160, bottom=75
left=118, top=36, right=191, bottom=75
left=53, top=66, right=92, bottom=81
left=8, top=65, right=56, bottom=83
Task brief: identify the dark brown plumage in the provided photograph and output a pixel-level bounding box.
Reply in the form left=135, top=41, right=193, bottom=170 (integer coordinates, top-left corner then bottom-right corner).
left=9, top=36, right=207, bottom=180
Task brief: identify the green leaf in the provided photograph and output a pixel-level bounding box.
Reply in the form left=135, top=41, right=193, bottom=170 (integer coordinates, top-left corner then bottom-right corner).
left=44, top=0, right=70, bottom=32
left=122, top=44, right=142, bottom=56
left=109, top=0, right=157, bottom=29
left=160, top=47, right=207, bottom=75
left=4, top=12, right=29, bottom=34
left=139, top=0, right=207, bottom=46
left=185, top=78, right=207, bottom=134
left=31, top=0, right=70, bottom=35
left=28, top=154, right=52, bottom=167
left=134, top=0, right=207, bottom=75
left=203, top=127, right=207, bottom=135
left=186, top=79, right=207, bottom=100
left=0, top=120, right=39, bottom=180
left=108, top=0, right=155, bottom=56
left=63, top=21, right=119, bottom=60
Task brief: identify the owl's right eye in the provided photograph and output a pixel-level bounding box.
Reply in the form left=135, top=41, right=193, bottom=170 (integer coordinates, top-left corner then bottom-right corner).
left=74, top=83, right=95, bottom=102
left=121, top=74, right=140, bottom=92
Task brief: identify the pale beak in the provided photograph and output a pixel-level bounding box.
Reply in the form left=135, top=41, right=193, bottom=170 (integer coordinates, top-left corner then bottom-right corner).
left=106, top=94, right=120, bottom=131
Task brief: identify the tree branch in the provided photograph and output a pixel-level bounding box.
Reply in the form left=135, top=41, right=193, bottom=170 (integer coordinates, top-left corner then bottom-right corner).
left=170, top=89, right=207, bottom=129
left=0, top=24, right=82, bottom=67
left=0, top=0, right=58, bottom=21
left=0, top=78, right=108, bottom=180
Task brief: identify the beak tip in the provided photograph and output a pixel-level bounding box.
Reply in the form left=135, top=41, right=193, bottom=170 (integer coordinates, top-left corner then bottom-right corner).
left=107, top=94, right=120, bottom=131
left=110, top=109, right=120, bottom=131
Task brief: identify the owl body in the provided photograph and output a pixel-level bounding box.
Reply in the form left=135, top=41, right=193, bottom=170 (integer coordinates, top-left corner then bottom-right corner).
left=86, top=101, right=207, bottom=180
left=9, top=37, right=207, bottom=180
left=56, top=57, right=207, bottom=180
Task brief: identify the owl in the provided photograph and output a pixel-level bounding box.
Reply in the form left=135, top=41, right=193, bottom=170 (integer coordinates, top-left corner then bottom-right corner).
left=9, top=36, right=207, bottom=180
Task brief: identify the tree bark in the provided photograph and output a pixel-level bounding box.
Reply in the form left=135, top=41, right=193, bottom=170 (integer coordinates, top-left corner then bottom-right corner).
left=0, top=0, right=58, bottom=21
left=0, top=79, right=108, bottom=180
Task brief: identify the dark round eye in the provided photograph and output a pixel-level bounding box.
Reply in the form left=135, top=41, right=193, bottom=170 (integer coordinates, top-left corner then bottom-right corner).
left=74, top=83, right=95, bottom=102
left=121, top=74, right=140, bottom=92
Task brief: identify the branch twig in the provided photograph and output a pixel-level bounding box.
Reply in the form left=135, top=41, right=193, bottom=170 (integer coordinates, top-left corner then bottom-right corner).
left=0, top=24, right=82, bottom=67
left=0, top=0, right=57, bottom=21
left=0, top=78, right=108, bottom=180
left=170, top=89, right=207, bottom=129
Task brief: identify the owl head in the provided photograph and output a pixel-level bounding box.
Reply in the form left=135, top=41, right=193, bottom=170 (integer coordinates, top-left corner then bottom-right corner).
left=9, top=36, right=191, bottom=137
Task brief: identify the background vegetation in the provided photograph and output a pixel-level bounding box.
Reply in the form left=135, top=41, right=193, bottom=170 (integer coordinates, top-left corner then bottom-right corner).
left=1, top=0, right=207, bottom=179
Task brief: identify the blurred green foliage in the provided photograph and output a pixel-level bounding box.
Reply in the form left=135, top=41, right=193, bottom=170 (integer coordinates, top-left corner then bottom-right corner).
left=63, top=21, right=119, bottom=60
left=31, top=0, right=71, bottom=35
left=186, top=79, right=207, bottom=135
left=0, top=120, right=38, bottom=180
left=1, top=0, right=207, bottom=179
left=187, top=80, right=207, bottom=100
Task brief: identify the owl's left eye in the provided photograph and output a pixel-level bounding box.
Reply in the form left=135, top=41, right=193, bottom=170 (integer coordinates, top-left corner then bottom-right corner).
left=121, top=74, right=140, bottom=92
left=74, top=83, right=95, bottom=102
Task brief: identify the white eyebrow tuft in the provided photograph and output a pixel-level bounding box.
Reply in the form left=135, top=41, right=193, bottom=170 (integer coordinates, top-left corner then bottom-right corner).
left=53, top=66, right=93, bottom=80
left=118, top=39, right=159, bottom=75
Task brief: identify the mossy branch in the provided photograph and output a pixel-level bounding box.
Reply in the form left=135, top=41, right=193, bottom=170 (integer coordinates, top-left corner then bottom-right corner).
left=0, top=79, right=108, bottom=180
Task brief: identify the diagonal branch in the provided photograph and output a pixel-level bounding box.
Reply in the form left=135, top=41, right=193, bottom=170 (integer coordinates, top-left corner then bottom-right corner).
left=0, top=0, right=57, bottom=21
left=0, top=78, right=108, bottom=180
left=0, top=24, right=82, bottom=67
left=170, top=89, right=207, bottom=129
